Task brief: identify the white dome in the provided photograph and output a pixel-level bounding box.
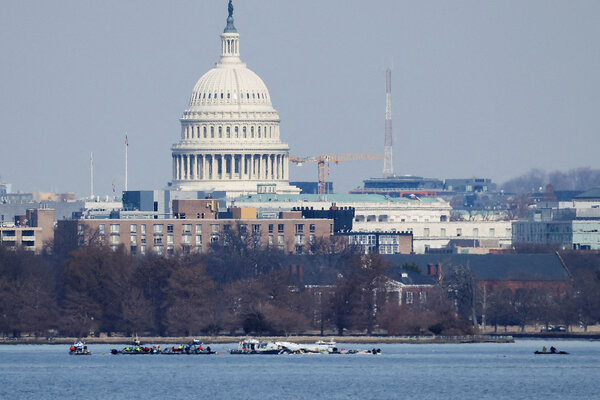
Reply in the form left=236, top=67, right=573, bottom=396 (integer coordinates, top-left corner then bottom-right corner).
left=189, top=65, right=273, bottom=108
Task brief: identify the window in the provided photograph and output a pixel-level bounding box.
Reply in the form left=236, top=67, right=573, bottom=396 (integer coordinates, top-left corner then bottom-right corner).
left=252, top=224, right=261, bottom=234
left=406, top=292, right=413, bottom=304
left=140, top=224, right=146, bottom=235
left=473, top=228, right=479, bottom=237
left=211, top=224, right=219, bottom=233
left=167, top=235, right=174, bottom=245
left=154, top=237, right=163, bottom=245
left=98, top=224, right=105, bottom=235
left=196, top=224, right=203, bottom=234
left=278, top=234, right=284, bottom=245
left=489, top=228, right=495, bottom=238
left=423, top=228, right=430, bottom=237
left=456, top=228, right=462, bottom=237
left=140, top=245, right=146, bottom=255
left=296, top=224, right=304, bottom=233
left=110, top=235, right=120, bottom=245
left=130, top=224, right=137, bottom=233
left=196, top=235, right=202, bottom=245
left=110, top=224, right=120, bottom=234
left=183, top=224, right=192, bottom=234
left=268, top=224, right=274, bottom=233
left=440, top=228, right=446, bottom=237
left=419, top=291, right=427, bottom=303
left=278, top=224, right=284, bottom=233
left=167, top=224, right=174, bottom=233
left=153, top=224, right=163, bottom=234
left=182, top=235, right=191, bottom=244
left=130, top=234, right=137, bottom=244
left=268, top=234, right=274, bottom=246
left=295, top=234, right=304, bottom=245
left=310, top=224, right=316, bottom=233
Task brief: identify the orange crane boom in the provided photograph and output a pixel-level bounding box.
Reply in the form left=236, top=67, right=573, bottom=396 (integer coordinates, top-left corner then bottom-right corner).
left=289, top=153, right=385, bottom=194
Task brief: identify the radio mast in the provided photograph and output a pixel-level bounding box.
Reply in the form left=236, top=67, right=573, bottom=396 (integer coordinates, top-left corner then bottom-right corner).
left=383, top=68, right=394, bottom=177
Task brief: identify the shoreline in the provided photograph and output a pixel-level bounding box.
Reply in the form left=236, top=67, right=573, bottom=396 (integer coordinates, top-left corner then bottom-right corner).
left=0, top=335, right=518, bottom=345
left=4, top=333, right=599, bottom=345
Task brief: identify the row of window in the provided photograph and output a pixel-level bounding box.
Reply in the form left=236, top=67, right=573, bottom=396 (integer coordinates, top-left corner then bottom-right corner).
left=190, top=90, right=268, bottom=104
left=182, top=124, right=277, bottom=140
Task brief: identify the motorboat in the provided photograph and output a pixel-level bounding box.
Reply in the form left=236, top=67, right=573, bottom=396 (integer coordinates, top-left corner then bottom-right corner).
left=162, top=340, right=215, bottom=355
left=110, top=345, right=161, bottom=355
left=69, top=342, right=91, bottom=355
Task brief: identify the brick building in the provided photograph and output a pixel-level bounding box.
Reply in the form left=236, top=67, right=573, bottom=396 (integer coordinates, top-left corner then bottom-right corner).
left=0, top=208, right=54, bottom=253
left=56, top=200, right=333, bottom=255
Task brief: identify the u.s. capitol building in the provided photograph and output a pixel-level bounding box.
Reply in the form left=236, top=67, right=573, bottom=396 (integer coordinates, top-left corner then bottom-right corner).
left=170, top=2, right=299, bottom=197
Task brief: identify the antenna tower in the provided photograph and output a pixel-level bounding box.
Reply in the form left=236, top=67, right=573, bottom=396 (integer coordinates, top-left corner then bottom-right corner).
left=383, top=68, right=394, bottom=177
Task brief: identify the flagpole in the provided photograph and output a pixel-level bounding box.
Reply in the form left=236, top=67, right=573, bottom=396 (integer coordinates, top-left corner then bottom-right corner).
left=125, top=133, right=128, bottom=192
left=90, top=152, right=94, bottom=199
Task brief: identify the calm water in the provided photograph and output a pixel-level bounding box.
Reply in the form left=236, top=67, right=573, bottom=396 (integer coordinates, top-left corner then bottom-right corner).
left=0, top=340, right=598, bottom=399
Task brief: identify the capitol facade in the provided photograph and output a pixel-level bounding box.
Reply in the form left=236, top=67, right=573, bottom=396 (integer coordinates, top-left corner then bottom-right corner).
left=170, top=2, right=299, bottom=196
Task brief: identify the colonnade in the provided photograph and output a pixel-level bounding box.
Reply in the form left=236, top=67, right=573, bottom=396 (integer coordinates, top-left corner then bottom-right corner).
left=173, top=153, right=289, bottom=181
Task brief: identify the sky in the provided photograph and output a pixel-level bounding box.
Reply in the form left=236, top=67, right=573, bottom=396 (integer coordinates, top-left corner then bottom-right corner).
left=1, top=0, right=599, bottom=197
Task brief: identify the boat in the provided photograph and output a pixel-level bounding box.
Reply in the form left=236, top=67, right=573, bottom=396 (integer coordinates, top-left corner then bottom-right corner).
left=228, top=338, right=286, bottom=354
left=110, top=345, right=161, bottom=355
left=161, top=340, right=215, bottom=355
left=69, top=342, right=91, bottom=355
left=534, top=350, right=568, bottom=355
left=534, top=346, right=568, bottom=355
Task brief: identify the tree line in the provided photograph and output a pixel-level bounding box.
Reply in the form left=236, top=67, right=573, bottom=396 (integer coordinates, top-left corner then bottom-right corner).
left=1, top=241, right=599, bottom=338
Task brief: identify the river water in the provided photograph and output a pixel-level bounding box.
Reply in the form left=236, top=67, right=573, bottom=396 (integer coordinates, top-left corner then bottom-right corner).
left=0, top=339, right=598, bottom=399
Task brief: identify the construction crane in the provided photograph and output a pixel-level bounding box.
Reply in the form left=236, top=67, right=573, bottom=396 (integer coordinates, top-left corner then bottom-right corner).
left=289, top=153, right=385, bottom=194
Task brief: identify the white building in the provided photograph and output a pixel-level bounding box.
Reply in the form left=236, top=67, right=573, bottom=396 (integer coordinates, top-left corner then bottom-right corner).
left=232, top=193, right=513, bottom=253
left=170, top=2, right=299, bottom=197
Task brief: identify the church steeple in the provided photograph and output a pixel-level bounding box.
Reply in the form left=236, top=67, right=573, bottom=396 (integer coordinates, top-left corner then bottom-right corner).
left=224, top=0, right=237, bottom=33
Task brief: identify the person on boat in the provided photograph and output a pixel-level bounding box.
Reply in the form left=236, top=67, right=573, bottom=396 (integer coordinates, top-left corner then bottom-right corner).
left=550, top=346, right=557, bottom=354
left=542, top=346, right=547, bottom=353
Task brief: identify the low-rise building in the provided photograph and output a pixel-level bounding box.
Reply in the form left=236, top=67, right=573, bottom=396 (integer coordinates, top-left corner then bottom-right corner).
left=0, top=208, right=54, bottom=253
left=513, top=187, right=600, bottom=250
left=56, top=200, right=333, bottom=256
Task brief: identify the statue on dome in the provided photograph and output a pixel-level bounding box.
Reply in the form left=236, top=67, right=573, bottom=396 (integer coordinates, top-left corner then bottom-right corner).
left=228, top=0, right=234, bottom=18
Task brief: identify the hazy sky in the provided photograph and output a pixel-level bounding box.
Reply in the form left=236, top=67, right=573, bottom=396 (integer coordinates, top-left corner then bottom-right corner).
left=1, top=1, right=599, bottom=197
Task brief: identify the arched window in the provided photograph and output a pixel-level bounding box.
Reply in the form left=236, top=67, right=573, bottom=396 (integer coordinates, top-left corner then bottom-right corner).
left=208, top=93, right=211, bottom=99
left=235, top=126, right=239, bottom=138
left=218, top=126, right=222, bottom=138
left=226, top=126, right=230, bottom=138
left=211, top=126, right=214, bottom=138
left=227, top=92, right=230, bottom=99
left=250, top=126, right=254, bottom=138
left=258, top=126, right=261, bottom=138
left=204, top=126, right=207, bottom=138
left=247, top=93, right=250, bottom=99
left=220, top=93, right=223, bottom=99
left=243, top=126, right=247, bottom=138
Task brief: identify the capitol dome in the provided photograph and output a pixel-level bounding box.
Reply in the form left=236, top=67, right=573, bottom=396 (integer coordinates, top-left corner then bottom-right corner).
left=188, top=64, right=274, bottom=111
left=170, top=1, right=299, bottom=196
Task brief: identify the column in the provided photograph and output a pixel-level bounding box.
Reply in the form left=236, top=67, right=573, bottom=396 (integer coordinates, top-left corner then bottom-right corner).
left=186, top=155, right=190, bottom=180
left=175, top=155, right=179, bottom=180
left=192, top=155, right=197, bottom=180
left=284, top=155, right=289, bottom=180
left=212, top=154, right=217, bottom=180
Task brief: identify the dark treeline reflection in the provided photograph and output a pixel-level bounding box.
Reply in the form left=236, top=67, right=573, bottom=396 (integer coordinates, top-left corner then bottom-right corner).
left=1, top=242, right=599, bottom=338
